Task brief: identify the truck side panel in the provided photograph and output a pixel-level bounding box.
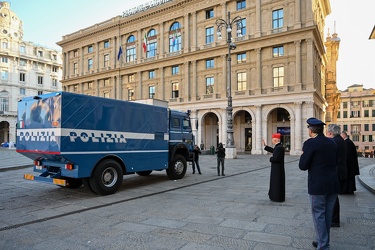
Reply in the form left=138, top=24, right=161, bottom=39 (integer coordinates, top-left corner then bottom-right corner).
left=17, top=92, right=169, bottom=178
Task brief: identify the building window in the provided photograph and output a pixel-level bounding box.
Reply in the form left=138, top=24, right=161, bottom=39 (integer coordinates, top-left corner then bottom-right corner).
left=2, top=42, right=8, bottom=49
left=351, top=101, right=360, bottom=108
left=74, top=63, right=78, bottom=75
left=38, top=50, right=43, bottom=57
left=149, top=70, right=155, bottom=79
left=149, top=86, right=155, bottom=99
left=343, top=102, right=348, bottom=108
left=128, top=89, right=134, bottom=101
left=172, top=66, right=179, bottom=75
left=237, top=0, right=246, bottom=10
left=273, top=46, right=284, bottom=57
left=88, top=45, right=93, bottom=53
left=372, top=110, right=375, bottom=117
left=172, top=82, right=179, bottom=98
left=88, top=82, right=93, bottom=89
left=38, top=91, right=43, bottom=95
left=206, top=77, right=214, bottom=94
left=104, top=40, right=110, bottom=48
left=363, top=100, right=369, bottom=107
left=52, top=79, right=57, bottom=87
left=146, top=29, right=157, bottom=58
left=0, top=92, right=9, bottom=112
left=104, top=54, right=109, bottom=67
left=237, top=53, right=246, bottom=63
left=88, top=59, right=93, bottom=71
left=52, top=66, right=58, bottom=72
left=206, top=9, right=214, bottom=19
left=364, top=124, right=369, bottom=131
left=239, top=18, right=246, bottom=36
left=237, top=72, right=246, bottom=91
left=74, top=50, right=78, bottom=57
left=103, top=92, right=110, bottom=98
left=169, top=22, right=181, bottom=52
left=38, top=76, right=43, bottom=85
left=372, top=124, right=375, bottom=131
left=352, top=135, right=359, bottom=142
left=343, top=111, right=348, bottom=118
left=273, top=66, right=284, bottom=87
left=364, top=110, right=369, bottom=117
left=126, top=35, right=136, bottom=62
left=128, top=74, right=135, bottom=82
left=343, top=125, right=348, bottom=131
left=73, top=84, right=78, bottom=92
left=103, top=79, right=109, bottom=87
left=1, top=57, right=8, bottom=63
left=20, top=73, right=25, bottom=82
left=206, top=27, right=214, bottom=44
left=272, top=9, right=284, bottom=31
left=351, top=111, right=360, bottom=118
left=206, top=59, right=214, bottom=69
left=20, top=88, right=26, bottom=95
left=20, top=45, right=26, bottom=53
left=1, top=71, right=8, bottom=80
left=20, top=59, right=26, bottom=66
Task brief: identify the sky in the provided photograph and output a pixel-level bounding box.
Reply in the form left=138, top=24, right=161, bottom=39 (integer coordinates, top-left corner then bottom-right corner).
left=8, top=0, right=375, bottom=91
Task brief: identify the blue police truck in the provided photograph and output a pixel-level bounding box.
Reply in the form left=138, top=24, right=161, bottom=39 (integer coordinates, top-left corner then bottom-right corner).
left=17, top=92, right=194, bottom=195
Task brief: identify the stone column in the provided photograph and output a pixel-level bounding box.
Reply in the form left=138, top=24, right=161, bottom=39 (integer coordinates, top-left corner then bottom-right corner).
left=294, top=102, right=303, bottom=154
left=256, top=48, right=262, bottom=94
left=96, top=42, right=100, bottom=72
left=254, top=105, right=263, bottom=154
left=160, top=67, right=165, bottom=100
left=159, top=22, right=164, bottom=55
left=294, top=0, right=301, bottom=29
left=184, top=14, right=190, bottom=53
left=184, top=62, right=190, bottom=101
left=306, top=39, right=314, bottom=89
left=191, top=12, right=197, bottom=51
left=295, top=40, right=302, bottom=89
left=255, top=0, right=261, bottom=37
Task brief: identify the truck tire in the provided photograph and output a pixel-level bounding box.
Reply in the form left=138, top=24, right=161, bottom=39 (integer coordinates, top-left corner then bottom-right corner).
left=166, top=155, right=187, bottom=180
left=89, top=159, right=123, bottom=195
left=136, top=170, right=153, bottom=176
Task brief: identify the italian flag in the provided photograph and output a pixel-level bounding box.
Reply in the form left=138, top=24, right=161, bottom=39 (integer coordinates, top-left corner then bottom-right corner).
left=142, top=33, right=147, bottom=53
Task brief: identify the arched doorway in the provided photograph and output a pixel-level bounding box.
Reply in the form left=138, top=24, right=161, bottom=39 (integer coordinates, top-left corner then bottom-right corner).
left=201, top=112, right=219, bottom=150
left=233, top=110, right=252, bottom=153
left=0, top=121, right=10, bottom=143
left=267, top=108, right=291, bottom=152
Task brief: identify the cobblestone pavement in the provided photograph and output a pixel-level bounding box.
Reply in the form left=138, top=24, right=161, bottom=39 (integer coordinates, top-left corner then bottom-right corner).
left=0, top=148, right=374, bottom=249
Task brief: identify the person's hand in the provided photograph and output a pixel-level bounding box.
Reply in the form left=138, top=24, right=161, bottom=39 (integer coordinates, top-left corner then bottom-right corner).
left=262, top=139, right=266, bottom=146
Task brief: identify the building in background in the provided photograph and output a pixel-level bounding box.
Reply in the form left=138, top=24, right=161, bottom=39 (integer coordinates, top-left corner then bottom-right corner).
left=57, top=0, right=334, bottom=155
left=337, top=84, right=375, bottom=157
left=0, top=1, right=63, bottom=144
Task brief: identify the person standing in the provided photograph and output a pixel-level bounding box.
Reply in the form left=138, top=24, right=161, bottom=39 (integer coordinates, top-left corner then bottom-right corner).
left=340, top=131, right=360, bottom=194
left=215, top=142, right=225, bottom=176
left=326, top=124, right=347, bottom=228
left=299, top=118, right=339, bottom=249
left=192, top=145, right=202, bottom=174
left=262, top=133, right=285, bottom=202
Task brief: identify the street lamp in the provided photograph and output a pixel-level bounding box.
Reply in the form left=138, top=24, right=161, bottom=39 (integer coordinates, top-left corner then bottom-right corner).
left=215, top=11, right=242, bottom=158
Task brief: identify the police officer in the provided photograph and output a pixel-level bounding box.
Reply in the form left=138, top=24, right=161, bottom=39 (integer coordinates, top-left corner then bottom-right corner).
left=299, top=117, right=339, bottom=249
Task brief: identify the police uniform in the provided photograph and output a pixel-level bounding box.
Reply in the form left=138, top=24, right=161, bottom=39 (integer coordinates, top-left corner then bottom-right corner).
left=299, top=118, right=339, bottom=249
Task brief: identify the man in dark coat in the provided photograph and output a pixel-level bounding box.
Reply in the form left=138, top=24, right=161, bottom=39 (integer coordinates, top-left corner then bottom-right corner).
left=340, top=131, right=360, bottom=194
left=299, top=117, right=339, bottom=249
left=262, top=133, right=285, bottom=202
left=326, top=123, right=347, bottom=228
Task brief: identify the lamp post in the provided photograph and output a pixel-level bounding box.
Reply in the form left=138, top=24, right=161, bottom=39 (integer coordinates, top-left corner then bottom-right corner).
left=216, top=11, right=242, bottom=159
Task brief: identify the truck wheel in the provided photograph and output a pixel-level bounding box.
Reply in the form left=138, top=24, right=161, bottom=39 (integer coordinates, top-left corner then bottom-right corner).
left=65, top=178, right=83, bottom=189
left=136, top=170, right=153, bottom=176
left=166, top=155, right=187, bottom=180
left=89, top=159, right=123, bottom=195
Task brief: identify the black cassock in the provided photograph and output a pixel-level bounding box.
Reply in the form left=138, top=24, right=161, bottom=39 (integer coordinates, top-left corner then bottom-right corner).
left=264, top=143, right=285, bottom=202
left=341, top=138, right=360, bottom=194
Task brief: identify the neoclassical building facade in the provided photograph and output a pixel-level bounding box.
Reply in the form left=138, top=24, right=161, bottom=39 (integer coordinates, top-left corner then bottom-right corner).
left=0, top=1, right=63, bottom=144
left=58, top=0, right=334, bottom=155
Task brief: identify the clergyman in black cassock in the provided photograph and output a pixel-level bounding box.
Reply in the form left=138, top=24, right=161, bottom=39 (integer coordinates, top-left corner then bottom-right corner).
left=263, top=133, right=285, bottom=202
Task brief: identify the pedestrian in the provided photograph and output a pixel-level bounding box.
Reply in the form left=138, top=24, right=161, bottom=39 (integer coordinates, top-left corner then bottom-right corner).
left=299, top=117, right=339, bottom=249
left=262, top=133, right=285, bottom=202
left=326, top=123, right=347, bottom=228
left=215, top=142, right=225, bottom=176
left=340, top=131, right=360, bottom=194
left=192, top=145, right=202, bottom=174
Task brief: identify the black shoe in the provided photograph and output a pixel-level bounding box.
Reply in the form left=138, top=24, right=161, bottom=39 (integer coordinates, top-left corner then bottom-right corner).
left=331, top=222, right=340, bottom=227
left=198, top=172, right=202, bottom=175
left=312, top=241, right=317, bottom=248
left=222, top=174, right=225, bottom=176
left=192, top=172, right=195, bottom=174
